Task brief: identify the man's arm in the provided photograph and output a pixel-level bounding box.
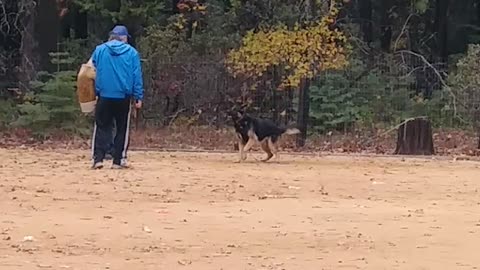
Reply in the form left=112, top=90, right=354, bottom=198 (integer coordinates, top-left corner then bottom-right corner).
left=132, top=51, right=144, bottom=102
left=90, top=48, right=99, bottom=96
left=90, top=47, right=99, bottom=68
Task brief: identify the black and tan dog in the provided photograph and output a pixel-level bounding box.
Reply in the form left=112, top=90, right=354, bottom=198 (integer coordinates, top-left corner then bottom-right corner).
left=228, top=111, right=300, bottom=162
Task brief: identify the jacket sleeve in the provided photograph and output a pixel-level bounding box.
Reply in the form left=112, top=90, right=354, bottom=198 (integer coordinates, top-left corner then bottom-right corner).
left=91, top=47, right=98, bottom=68
left=132, top=51, right=144, bottom=101
left=90, top=48, right=100, bottom=96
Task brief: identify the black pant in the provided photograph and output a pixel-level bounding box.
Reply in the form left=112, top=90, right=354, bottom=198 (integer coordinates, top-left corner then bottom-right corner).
left=93, top=97, right=131, bottom=164
left=106, top=121, right=130, bottom=158
left=93, top=118, right=130, bottom=160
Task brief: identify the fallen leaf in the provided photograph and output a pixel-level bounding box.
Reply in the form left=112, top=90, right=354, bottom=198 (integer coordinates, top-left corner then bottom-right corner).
left=22, top=236, right=35, bottom=242
left=143, top=226, right=152, bottom=233
left=177, top=259, right=192, bottom=266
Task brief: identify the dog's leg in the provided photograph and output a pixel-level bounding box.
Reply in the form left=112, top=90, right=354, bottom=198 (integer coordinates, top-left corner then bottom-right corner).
left=267, top=138, right=279, bottom=162
left=260, top=140, right=274, bottom=162
left=236, top=140, right=245, bottom=163
left=240, top=142, right=246, bottom=161
left=242, top=138, right=256, bottom=160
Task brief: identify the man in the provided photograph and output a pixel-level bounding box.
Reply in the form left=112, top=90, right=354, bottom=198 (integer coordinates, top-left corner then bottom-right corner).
left=104, top=123, right=118, bottom=160
left=90, top=25, right=143, bottom=169
left=104, top=122, right=130, bottom=162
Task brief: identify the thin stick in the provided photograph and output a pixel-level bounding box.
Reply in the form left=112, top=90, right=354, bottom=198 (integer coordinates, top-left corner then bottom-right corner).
left=396, top=50, right=467, bottom=124
left=360, top=116, right=427, bottom=145
left=168, top=108, right=187, bottom=127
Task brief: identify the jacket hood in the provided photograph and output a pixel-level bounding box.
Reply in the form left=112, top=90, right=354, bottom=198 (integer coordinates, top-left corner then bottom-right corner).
left=105, top=40, right=131, bottom=56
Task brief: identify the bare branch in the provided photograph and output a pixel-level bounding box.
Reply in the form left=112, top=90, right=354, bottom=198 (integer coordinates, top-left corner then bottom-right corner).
left=396, top=50, right=468, bottom=123
left=393, top=13, right=416, bottom=52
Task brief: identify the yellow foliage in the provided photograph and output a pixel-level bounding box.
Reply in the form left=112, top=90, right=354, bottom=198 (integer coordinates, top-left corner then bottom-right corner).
left=226, top=6, right=350, bottom=89
left=174, top=0, right=207, bottom=31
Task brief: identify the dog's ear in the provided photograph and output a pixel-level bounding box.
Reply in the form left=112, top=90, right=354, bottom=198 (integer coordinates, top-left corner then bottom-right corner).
left=226, top=110, right=239, bottom=122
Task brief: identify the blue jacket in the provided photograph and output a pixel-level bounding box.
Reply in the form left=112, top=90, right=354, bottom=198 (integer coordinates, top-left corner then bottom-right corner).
left=91, top=40, right=144, bottom=101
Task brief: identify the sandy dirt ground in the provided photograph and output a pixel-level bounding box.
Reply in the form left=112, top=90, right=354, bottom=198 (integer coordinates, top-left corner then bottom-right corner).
left=1, top=148, right=480, bottom=270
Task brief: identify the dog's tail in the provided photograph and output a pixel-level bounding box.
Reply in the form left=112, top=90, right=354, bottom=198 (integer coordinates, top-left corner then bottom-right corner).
left=283, top=128, right=301, bottom=135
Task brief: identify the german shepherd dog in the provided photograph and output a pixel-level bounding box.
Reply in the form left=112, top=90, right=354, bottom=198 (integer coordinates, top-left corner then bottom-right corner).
left=228, top=111, right=300, bottom=162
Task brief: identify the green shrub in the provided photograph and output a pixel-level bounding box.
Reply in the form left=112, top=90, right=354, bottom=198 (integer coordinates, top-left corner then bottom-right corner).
left=0, top=99, right=18, bottom=128
left=309, top=73, right=366, bottom=133
left=12, top=52, right=91, bottom=137
left=307, top=53, right=456, bottom=133
left=445, top=44, right=480, bottom=129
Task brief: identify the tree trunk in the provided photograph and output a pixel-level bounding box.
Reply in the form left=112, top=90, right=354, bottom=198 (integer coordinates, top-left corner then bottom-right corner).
left=0, top=0, right=22, bottom=85
left=19, top=0, right=38, bottom=92
left=36, top=0, right=59, bottom=73
left=359, top=0, right=373, bottom=43
left=379, top=0, right=393, bottom=52
left=296, top=79, right=310, bottom=147
left=271, top=67, right=278, bottom=123
left=73, top=7, right=88, bottom=39
left=285, top=87, right=294, bottom=126
left=394, top=117, right=435, bottom=155
left=434, top=0, right=450, bottom=62
left=474, top=108, right=480, bottom=150
left=172, top=0, right=180, bottom=14
left=477, top=0, right=480, bottom=25
left=104, top=0, right=121, bottom=11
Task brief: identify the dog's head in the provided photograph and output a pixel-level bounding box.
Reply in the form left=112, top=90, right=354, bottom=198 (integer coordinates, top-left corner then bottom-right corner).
left=227, top=110, right=245, bottom=124
left=227, top=110, right=253, bottom=135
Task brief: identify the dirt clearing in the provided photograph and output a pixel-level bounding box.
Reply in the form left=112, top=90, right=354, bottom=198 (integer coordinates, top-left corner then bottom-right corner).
left=1, top=149, right=480, bottom=269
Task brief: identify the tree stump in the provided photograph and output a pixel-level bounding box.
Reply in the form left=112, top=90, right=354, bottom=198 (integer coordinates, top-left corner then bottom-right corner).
left=394, top=117, right=435, bottom=155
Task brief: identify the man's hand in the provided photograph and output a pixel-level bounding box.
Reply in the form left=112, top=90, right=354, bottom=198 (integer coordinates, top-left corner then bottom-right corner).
left=135, top=100, right=142, bottom=109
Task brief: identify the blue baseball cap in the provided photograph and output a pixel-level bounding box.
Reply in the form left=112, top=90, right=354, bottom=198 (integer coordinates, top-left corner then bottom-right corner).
left=109, top=25, right=131, bottom=38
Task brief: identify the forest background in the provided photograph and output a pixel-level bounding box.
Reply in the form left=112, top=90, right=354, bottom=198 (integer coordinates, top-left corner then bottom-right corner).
left=1, top=0, right=480, bottom=155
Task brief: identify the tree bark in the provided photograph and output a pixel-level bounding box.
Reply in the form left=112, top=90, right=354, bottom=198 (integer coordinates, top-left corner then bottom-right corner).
left=358, top=0, right=373, bottom=43
left=73, top=7, right=88, bottom=39
left=296, top=79, right=310, bottom=147
left=0, top=0, right=22, bottom=85
left=271, top=67, right=278, bottom=123
left=379, top=0, right=393, bottom=52
left=285, top=87, right=294, bottom=126
left=477, top=0, right=480, bottom=25
left=36, top=0, right=59, bottom=72
left=19, top=0, right=38, bottom=92
left=474, top=108, right=480, bottom=149
left=394, top=118, right=435, bottom=155
left=434, top=0, right=450, bottom=61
